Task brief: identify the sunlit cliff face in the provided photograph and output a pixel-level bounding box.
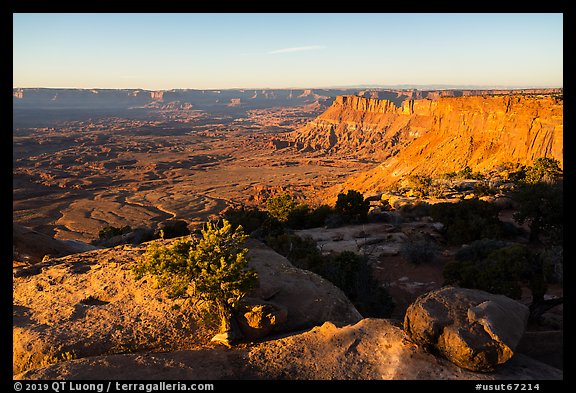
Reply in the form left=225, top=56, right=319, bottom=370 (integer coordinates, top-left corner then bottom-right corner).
left=289, top=94, right=562, bottom=198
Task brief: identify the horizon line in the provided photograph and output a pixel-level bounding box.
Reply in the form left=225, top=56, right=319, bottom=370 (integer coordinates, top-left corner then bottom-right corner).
left=13, top=84, right=564, bottom=92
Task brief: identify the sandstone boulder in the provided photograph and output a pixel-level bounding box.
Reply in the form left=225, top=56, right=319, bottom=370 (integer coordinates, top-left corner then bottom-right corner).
left=404, top=286, right=529, bottom=372
left=245, top=239, right=362, bottom=331
left=235, top=298, right=289, bottom=340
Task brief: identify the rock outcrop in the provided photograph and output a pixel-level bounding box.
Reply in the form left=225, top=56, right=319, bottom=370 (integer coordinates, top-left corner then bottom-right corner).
left=284, top=95, right=433, bottom=161
left=13, top=223, right=98, bottom=264
left=245, top=239, right=362, bottom=331
left=404, top=287, right=530, bottom=372
left=284, top=93, right=562, bottom=198
left=13, top=238, right=361, bottom=376
left=289, top=93, right=562, bottom=167
left=16, top=319, right=562, bottom=380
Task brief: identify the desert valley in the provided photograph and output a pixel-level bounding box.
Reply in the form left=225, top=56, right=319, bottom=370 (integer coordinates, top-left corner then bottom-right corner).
left=13, top=86, right=563, bottom=381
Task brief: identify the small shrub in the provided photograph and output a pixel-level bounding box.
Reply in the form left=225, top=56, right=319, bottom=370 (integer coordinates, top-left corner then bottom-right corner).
left=335, top=190, right=370, bottom=224
left=267, top=234, right=394, bottom=318
left=400, top=238, right=440, bottom=265
left=396, top=200, right=430, bottom=219
left=523, top=157, right=562, bottom=184
left=429, top=199, right=503, bottom=245
left=39, top=351, right=76, bottom=368
left=222, top=205, right=283, bottom=238
left=428, top=180, right=450, bottom=198
left=286, top=204, right=311, bottom=229
left=407, top=175, right=433, bottom=198
left=455, top=239, right=509, bottom=263
left=266, top=194, right=299, bottom=223
left=441, top=166, right=484, bottom=180
left=98, top=225, right=132, bottom=240
left=473, top=180, right=495, bottom=197
left=305, top=204, right=334, bottom=228
left=155, top=220, right=190, bottom=239
left=444, top=243, right=546, bottom=302
left=325, top=213, right=344, bottom=228
left=322, top=251, right=394, bottom=318
left=266, top=233, right=325, bottom=272
left=512, top=181, right=563, bottom=245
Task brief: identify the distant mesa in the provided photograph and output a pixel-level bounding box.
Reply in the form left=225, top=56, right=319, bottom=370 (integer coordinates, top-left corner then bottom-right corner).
left=14, top=87, right=561, bottom=113
left=150, top=91, right=164, bottom=100
left=12, top=88, right=356, bottom=111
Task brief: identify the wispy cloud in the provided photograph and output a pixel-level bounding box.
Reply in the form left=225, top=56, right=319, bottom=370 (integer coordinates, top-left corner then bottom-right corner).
left=268, top=45, right=325, bottom=54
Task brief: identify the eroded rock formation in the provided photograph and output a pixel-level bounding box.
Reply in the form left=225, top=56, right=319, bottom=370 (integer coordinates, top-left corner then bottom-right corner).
left=283, top=93, right=563, bottom=197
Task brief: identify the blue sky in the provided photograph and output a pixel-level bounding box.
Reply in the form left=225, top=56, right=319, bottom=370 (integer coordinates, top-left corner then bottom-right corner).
left=13, top=13, right=563, bottom=89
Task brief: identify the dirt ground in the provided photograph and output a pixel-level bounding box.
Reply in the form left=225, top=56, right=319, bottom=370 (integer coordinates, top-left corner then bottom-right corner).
left=13, top=108, right=375, bottom=243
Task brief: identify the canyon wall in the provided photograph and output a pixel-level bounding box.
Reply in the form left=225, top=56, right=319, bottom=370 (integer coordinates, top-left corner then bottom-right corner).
left=12, top=88, right=358, bottom=110
left=285, top=93, right=563, bottom=195
left=14, top=87, right=561, bottom=112
left=286, top=95, right=437, bottom=161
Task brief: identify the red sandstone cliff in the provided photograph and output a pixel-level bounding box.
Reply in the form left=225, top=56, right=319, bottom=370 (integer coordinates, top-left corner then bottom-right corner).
left=286, top=95, right=435, bottom=161
left=285, top=93, right=563, bottom=196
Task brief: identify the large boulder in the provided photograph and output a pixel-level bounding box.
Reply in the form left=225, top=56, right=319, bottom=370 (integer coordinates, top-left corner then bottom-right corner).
left=404, top=286, right=529, bottom=372
left=245, top=239, right=362, bottom=331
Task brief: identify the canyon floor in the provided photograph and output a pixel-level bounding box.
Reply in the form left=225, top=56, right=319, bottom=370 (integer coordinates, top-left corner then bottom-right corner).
left=13, top=105, right=375, bottom=244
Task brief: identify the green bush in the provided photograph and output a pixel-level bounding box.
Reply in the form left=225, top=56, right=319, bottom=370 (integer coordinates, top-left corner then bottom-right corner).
left=407, top=175, right=433, bottom=198
left=395, top=200, right=431, bottom=219
left=304, top=204, right=334, bottom=228
left=442, top=166, right=484, bottom=180
left=335, top=190, right=370, bottom=224
left=266, top=194, right=300, bottom=223
left=266, top=233, right=325, bottom=272
left=512, top=181, right=563, bottom=245
left=285, top=204, right=311, bottom=229
left=155, top=220, right=190, bottom=239
left=134, top=219, right=258, bottom=335
left=429, top=199, right=503, bottom=245
left=222, top=205, right=283, bottom=238
left=444, top=243, right=547, bottom=302
left=523, top=157, right=562, bottom=184
left=322, top=251, right=394, bottom=318
left=98, top=225, right=132, bottom=240
left=224, top=203, right=334, bottom=235
left=454, top=239, right=509, bottom=263
left=400, top=238, right=440, bottom=265
left=267, top=234, right=394, bottom=318
left=473, top=180, right=495, bottom=197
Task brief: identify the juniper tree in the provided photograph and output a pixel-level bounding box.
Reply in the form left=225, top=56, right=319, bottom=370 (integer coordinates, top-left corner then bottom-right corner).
left=134, top=219, right=258, bottom=339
